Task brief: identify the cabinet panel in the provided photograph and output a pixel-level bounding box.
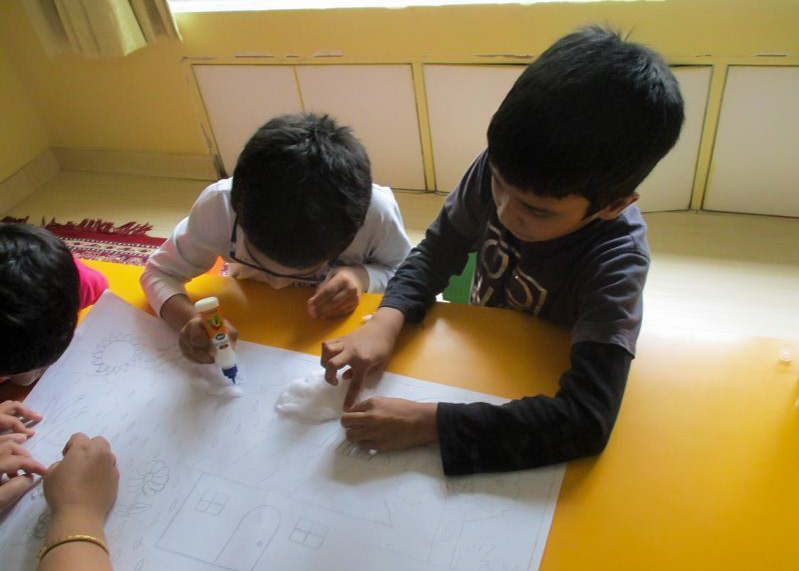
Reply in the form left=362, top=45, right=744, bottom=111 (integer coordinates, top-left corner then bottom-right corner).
left=297, top=65, right=425, bottom=190
left=704, top=66, right=799, bottom=217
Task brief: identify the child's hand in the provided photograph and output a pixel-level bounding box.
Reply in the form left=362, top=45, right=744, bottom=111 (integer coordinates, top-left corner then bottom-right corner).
left=308, top=266, right=369, bottom=319
left=341, top=397, right=438, bottom=451
left=0, top=400, right=43, bottom=436
left=321, top=307, right=405, bottom=409
left=0, top=433, right=48, bottom=513
left=44, top=433, right=119, bottom=522
left=179, top=317, right=239, bottom=364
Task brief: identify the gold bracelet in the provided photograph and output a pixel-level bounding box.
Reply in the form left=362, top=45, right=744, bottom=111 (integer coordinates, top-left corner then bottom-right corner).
left=37, top=534, right=110, bottom=562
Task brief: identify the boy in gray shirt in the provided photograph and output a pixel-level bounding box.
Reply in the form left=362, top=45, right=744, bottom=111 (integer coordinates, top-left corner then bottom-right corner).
left=321, top=27, right=684, bottom=475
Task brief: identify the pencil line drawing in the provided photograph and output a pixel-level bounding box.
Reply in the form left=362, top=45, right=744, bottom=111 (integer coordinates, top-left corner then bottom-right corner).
left=128, top=460, right=170, bottom=497
left=0, top=293, right=564, bottom=571
left=92, top=334, right=144, bottom=375
left=288, top=518, right=328, bottom=550
left=29, top=512, right=51, bottom=541
left=195, top=490, right=229, bottom=516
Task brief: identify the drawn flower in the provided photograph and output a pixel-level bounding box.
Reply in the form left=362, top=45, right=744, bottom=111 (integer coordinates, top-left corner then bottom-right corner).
left=128, top=460, right=169, bottom=497
left=92, top=334, right=143, bottom=375
left=31, top=512, right=51, bottom=540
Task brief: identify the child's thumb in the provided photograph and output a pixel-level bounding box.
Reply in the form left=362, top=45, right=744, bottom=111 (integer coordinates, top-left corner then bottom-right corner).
left=0, top=475, right=35, bottom=511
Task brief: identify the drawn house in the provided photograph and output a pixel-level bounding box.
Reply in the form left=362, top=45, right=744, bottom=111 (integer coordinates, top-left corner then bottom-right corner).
left=157, top=475, right=280, bottom=571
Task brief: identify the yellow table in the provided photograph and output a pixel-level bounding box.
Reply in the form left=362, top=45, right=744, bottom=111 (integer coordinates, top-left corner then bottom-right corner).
left=8, top=261, right=799, bottom=570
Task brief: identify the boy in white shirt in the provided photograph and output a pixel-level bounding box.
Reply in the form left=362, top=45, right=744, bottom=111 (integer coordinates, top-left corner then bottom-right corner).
left=141, top=113, right=412, bottom=363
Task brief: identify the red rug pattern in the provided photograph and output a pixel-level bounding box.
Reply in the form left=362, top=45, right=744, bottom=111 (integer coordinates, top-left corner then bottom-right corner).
left=2, top=216, right=165, bottom=266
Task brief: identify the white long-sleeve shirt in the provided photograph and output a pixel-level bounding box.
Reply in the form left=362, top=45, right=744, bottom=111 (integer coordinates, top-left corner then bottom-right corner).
left=141, top=178, right=412, bottom=316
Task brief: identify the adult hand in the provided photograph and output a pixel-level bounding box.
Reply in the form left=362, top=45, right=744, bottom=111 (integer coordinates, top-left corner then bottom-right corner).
left=43, top=433, right=119, bottom=522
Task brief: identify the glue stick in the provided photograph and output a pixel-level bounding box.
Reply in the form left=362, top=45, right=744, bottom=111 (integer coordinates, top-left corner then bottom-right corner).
left=195, top=297, right=238, bottom=384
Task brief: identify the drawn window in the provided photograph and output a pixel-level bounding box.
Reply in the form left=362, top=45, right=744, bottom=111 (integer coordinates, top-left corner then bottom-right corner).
left=289, top=518, right=329, bottom=549
left=195, top=490, right=229, bottom=515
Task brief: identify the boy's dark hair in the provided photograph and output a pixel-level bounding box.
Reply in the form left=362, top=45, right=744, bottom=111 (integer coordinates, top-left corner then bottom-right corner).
left=231, top=113, right=373, bottom=268
left=0, top=224, right=80, bottom=375
left=487, top=26, right=685, bottom=214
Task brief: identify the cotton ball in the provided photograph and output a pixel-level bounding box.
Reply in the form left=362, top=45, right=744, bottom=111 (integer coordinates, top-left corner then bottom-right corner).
left=275, top=372, right=353, bottom=423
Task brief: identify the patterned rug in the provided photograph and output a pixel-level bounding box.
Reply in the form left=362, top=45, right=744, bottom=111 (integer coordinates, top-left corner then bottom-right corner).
left=1, top=216, right=165, bottom=266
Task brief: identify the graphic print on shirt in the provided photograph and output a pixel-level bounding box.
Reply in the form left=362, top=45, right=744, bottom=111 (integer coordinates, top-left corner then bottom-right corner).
left=470, top=222, right=548, bottom=316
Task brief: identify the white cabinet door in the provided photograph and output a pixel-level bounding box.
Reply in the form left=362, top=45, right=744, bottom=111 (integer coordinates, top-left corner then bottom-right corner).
left=424, top=64, right=524, bottom=193
left=194, top=65, right=303, bottom=176
left=704, top=66, right=799, bottom=217
left=637, top=66, right=711, bottom=212
left=296, top=65, right=425, bottom=191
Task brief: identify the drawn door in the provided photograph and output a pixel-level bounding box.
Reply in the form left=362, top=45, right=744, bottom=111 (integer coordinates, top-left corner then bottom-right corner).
left=215, top=505, right=280, bottom=571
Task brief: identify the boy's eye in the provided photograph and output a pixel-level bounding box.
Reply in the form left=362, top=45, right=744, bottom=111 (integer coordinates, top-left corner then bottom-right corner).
left=525, top=206, right=550, bottom=217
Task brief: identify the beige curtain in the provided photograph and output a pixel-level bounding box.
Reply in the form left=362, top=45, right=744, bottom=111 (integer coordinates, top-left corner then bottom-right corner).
left=22, top=0, right=181, bottom=58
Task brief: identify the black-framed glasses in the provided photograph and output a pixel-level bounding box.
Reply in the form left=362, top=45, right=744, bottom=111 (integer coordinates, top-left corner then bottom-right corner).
left=229, top=216, right=334, bottom=285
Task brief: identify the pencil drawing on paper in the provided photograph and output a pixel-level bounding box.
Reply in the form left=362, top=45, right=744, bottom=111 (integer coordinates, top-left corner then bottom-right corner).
left=93, top=334, right=144, bottom=375
left=0, top=293, right=564, bottom=571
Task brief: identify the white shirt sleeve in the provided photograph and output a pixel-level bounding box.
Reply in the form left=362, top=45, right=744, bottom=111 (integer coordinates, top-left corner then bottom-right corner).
left=345, top=184, right=413, bottom=293
left=140, top=181, right=234, bottom=315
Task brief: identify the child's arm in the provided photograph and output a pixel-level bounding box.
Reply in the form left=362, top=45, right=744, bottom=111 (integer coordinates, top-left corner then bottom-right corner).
left=336, top=341, right=631, bottom=474
left=322, top=210, right=475, bottom=404
left=73, top=258, right=109, bottom=309
left=39, top=433, right=118, bottom=571
left=140, top=184, right=231, bottom=319
left=323, top=157, right=488, bottom=403
left=435, top=341, right=631, bottom=474
left=357, top=186, right=413, bottom=294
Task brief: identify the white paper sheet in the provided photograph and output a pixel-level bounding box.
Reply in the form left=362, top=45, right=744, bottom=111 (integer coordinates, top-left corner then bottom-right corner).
left=0, top=292, right=564, bottom=571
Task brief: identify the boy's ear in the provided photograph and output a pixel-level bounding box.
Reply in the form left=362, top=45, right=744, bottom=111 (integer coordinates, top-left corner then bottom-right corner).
left=594, top=194, right=639, bottom=221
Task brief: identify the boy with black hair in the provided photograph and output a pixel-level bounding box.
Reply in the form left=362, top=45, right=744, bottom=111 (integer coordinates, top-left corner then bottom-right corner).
left=142, top=113, right=412, bottom=364
left=0, top=224, right=108, bottom=387
left=321, top=26, right=685, bottom=475
left=0, top=223, right=108, bottom=508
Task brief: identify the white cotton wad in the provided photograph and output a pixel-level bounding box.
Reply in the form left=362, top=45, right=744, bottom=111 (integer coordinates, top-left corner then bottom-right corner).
left=275, top=372, right=355, bottom=423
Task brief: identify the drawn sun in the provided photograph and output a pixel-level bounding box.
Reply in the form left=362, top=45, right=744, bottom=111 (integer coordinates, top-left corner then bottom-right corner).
left=92, top=334, right=144, bottom=375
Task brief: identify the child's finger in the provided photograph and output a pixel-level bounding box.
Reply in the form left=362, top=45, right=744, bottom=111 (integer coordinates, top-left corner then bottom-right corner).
left=188, top=323, right=212, bottom=350
left=309, top=276, right=343, bottom=308
left=324, top=347, right=354, bottom=385
left=62, top=432, right=90, bottom=457
left=0, top=456, right=48, bottom=477
left=347, top=399, right=373, bottom=413
left=340, top=412, right=369, bottom=428
left=224, top=320, right=239, bottom=344
left=316, top=292, right=358, bottom=318
left=0, top=474, right=36, bottom=510
left=179, top=337, right=214, bottom=364
left=0, top=402, right=42, bottom=422
left=0, top=433, right=28, bottom=445
left=343, top=370, right=369, bottom=411
left=0, top=442, right=31, bottom=458
left=0, top=416, right=35, bottom=436
left=317, top=298, right=359, bottom=319
left=345, top=427, right=371, bottom=443
left=322, top=286, right=354, bottom=308
left=321, top=339, right=343, bottom=368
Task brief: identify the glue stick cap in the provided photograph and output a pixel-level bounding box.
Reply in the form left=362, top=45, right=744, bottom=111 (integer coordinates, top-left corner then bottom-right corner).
left=195, top=297, right=220, bottom=312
